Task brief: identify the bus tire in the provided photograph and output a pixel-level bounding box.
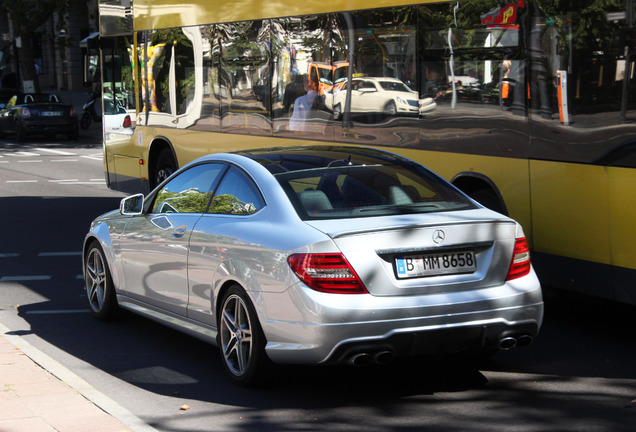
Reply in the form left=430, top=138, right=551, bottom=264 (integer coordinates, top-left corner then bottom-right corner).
left=154, top=148, right=177, bottom=188
left=468, top=188, right=506, bottom=215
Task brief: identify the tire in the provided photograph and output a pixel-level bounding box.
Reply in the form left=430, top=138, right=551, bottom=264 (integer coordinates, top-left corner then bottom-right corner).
left=468, top=188, right=507, bottom=215
left=68, top=128, right=79, bottom=140
left=15, top=122, right=25, bottom=142
left=153, top=148, right=177, bottom=189
left=84, top=241, right=120, bottom=321
left=80, top=112, right=92, bottom=129
left=333, top=103, right=342, bottom=120
left=218, top=285, right=268, bottom=386
left=384, top=100, right=397, bottom=116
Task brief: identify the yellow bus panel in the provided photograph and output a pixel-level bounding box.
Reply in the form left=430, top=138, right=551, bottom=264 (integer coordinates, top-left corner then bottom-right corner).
left=134, top=0, right=434, bottom=30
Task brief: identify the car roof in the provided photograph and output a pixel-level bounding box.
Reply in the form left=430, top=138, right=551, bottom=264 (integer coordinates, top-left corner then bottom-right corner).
left=234, top=145, right=411, bottom=175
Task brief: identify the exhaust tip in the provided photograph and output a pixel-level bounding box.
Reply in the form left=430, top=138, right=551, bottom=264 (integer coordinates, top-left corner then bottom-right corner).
left=349, top=353, right=372, bottom=367
left=516, top=334, right=533, bottom=347
left=499, top=337, right=517, bottom=350
left=373, top=351, right=395, bottom=365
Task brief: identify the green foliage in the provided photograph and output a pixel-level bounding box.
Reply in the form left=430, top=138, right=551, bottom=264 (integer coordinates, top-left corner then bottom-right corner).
left=155, top=190, right=212, bottom=213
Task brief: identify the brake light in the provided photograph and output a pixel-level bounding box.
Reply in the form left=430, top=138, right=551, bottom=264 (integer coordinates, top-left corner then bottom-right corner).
left=287, top=253, right=367, bottom=294
left=123, top=115, right=132, bottom=128
left=506, top=237, right=531, bottom=281
left=23, top=107, right=31, bottom=118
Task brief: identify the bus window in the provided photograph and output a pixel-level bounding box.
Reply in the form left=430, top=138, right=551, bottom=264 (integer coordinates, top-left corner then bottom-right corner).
left=332, top=7, right=419, bottom=147
left=219, top=20, right=271, bottom=136
left=139, top=28, right=196, bottom=127
left=272, top=15, right=333, bottom=138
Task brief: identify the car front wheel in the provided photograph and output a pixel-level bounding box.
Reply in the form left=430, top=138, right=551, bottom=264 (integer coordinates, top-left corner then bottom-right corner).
left=84, top=241, right=120, bottom=321
left=219, top=285, right=268, bottom=386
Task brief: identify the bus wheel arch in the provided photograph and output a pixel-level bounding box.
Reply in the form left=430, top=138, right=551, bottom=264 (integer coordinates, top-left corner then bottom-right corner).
left=149, top=139, right=178, bottom=190
left=452, top=173, right=508, bottom=216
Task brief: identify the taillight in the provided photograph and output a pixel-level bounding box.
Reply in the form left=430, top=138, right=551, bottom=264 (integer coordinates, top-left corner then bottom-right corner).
left=122, top=115, right=132, bottom=128
left=23, top=107, right=31, bottom=118
left=70, top=107, right=77, bottom=116
left=506, top=237, right=531, bottom=281
left=287, top=253, right=367, bottom=294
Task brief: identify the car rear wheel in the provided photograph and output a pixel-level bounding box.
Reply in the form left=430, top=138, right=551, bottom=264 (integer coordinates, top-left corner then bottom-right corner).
left=84, top=241, right=120, bottom=321
left=219, top=285, right=268, bottom=386
left=15, top=122, right=25, bottom=142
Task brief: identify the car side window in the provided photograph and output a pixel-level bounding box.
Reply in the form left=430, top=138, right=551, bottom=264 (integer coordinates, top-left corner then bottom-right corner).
left=151, top=163, right=226, bottom=214
left=208, top=166, right=264, bottom=215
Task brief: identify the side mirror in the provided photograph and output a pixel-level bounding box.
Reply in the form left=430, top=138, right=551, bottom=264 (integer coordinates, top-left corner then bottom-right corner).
left=120, top=193, right=144, bottom=215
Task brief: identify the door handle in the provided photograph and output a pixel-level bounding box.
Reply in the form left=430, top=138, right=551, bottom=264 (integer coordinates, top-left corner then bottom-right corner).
left=171, top=226, right=187, bottom=238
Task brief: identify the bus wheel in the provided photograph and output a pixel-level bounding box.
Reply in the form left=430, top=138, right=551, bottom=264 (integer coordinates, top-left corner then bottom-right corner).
left=468, top=188, right=507, bottom=215
left=154, top=148, right=177, bottom=188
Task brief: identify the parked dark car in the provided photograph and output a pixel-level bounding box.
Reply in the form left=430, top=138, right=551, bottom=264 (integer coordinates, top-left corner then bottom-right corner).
left=0, top=93, right=79, bottom=141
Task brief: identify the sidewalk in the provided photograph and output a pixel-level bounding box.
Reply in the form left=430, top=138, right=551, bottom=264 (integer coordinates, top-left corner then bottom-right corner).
left=0, top=324, right=150, bottom=432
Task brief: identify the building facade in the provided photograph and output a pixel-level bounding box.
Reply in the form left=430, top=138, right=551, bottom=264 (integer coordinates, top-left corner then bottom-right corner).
left=0, top=0, right=98, bottom=91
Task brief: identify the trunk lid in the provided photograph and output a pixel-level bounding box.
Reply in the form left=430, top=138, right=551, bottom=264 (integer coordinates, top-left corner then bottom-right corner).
left=305, top=209, right=517, bottom=296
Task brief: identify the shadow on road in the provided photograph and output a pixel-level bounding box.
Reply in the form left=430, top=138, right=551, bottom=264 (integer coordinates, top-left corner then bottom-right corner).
left=2, top=196, right=636, bottom=431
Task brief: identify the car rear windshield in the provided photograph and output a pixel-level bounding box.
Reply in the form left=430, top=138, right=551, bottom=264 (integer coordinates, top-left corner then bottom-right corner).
left=274, top=162, right=476, bottom=220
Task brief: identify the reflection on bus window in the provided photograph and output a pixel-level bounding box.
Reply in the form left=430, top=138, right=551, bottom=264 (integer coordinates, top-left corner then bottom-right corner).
left=271, top=15, right=332, bottom=138
left=139, top=27, right=200, bottom=128
left=219, top=20, right=271, bottom=135
left=101, top=35, right=136, bottom=136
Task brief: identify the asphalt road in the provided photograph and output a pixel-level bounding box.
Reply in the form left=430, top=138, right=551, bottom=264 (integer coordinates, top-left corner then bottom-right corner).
left=1, top=136, right=635, bottom=432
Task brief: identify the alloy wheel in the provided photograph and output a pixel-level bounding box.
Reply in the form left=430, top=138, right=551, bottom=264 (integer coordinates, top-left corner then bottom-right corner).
left=220, top=293, right=254, bottom=377
left=85, top=247, right=107, bottom=313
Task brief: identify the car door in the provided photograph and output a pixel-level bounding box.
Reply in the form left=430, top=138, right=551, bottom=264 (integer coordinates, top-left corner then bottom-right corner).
left=120, top=162, right=226, bottom=314
left=186, top=165, right=266, bottom=326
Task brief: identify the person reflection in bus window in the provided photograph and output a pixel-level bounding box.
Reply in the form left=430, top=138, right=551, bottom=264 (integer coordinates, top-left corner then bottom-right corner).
left=422, top=62, right=445, bottom=100
left=283, top=75, right=306, bottom=114
left=289, top=76, right=319, bottom=131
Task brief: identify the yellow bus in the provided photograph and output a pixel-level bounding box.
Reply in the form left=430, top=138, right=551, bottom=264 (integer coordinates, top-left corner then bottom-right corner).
left=93, top=0, right=636, bottom=305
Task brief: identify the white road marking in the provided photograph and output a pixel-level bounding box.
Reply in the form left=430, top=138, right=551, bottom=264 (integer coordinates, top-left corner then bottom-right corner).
left=6, top=180, right=37, bottom=183
left=0, top=275, right=52, bottom=281
left=25, top=309, right=89, bottom=315
left=51, top=159, right=78, bottom=162
left=18, top=160, right=43, bottom=163
left=9, top=151, right=40, bottom=157
left=0, top=253, right=19, bottom=258
left=38, top=252, right=83, bottom=257
left=34, top=148, right=76, bottom=156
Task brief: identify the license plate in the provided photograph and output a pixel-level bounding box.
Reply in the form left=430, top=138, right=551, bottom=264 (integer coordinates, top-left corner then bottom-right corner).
left=42, top=111, right=62, bottom=117
left=396, top=250, right=476, bottom=278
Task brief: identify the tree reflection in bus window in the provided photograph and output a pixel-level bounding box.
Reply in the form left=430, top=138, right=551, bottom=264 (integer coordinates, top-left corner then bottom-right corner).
left=219, top=21, right=271, bottom=135
left=140, top=28, right=195, bottom=123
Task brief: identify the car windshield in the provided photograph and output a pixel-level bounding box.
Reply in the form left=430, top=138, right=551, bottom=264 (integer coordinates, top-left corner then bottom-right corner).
left=244, top=147, right=476, bottom=220
left=24, top=94, right=60, bottom=103
left=378, top=81, right=413, bottom=93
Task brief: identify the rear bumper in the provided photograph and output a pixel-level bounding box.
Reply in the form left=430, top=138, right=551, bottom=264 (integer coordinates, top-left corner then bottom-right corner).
left=260, top=274, right=543, bottom=365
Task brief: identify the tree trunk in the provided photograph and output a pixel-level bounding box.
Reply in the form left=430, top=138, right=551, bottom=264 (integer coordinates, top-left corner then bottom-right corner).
left=17, top=32, right=40, bottom=93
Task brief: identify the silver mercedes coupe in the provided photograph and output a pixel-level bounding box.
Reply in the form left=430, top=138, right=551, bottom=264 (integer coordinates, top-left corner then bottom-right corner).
left=83, top=146, right=543, bottom=385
